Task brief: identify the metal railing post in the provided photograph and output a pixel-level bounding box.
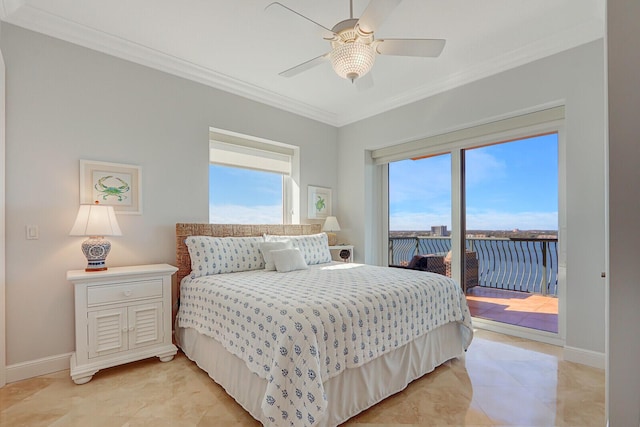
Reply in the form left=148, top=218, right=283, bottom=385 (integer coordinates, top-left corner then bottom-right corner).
left=541, top=241, right=548, bottom=296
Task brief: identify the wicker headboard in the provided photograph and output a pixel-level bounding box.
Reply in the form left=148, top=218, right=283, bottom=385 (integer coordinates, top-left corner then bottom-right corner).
left=175, top=223, right=322, bottom=285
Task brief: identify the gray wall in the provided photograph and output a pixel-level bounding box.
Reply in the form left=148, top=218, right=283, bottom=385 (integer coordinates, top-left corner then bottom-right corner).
left=337, top=40, right=607, bottom=358
left=607, top=0, right=640, bottom=425
left=1, top=24, right=338, bottom=365
left=0, top=22, right=609, bottom=380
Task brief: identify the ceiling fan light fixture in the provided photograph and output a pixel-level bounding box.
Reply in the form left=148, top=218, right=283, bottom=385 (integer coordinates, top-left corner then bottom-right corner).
left=330, top=42, right=376, bottom=82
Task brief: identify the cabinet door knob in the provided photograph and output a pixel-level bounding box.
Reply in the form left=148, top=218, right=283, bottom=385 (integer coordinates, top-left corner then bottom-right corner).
left=128, top=326, right=135, bottom=332
left=121, top=327, right=128, bottom=333
left=124, top=290, right=133, bottom=297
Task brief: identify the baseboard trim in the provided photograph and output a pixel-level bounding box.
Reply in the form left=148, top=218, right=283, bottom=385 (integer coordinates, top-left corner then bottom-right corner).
left=564, top=345, right=605, bottom=369
left=3, top=344, right=605, bottom=384
left=473, top=317, right=605, bottom=369
left=6, top=352, right=71, bottom=383
left=472, top=316, right=565, bottom=346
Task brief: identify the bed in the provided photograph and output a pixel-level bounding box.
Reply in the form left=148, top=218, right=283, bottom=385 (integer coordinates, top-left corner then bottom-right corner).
left=174, top=223, right=473, bottom=427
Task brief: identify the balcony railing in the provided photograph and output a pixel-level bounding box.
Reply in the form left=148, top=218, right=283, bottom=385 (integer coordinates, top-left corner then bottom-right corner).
left=389, top=236, right=558, bottom=296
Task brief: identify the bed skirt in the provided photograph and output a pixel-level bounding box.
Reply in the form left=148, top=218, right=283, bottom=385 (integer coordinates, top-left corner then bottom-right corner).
left=176, top=322, right=466, bottom=427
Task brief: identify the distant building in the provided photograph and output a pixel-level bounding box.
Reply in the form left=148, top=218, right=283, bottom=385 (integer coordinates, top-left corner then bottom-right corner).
left=431, top=225, right=449, bottom=236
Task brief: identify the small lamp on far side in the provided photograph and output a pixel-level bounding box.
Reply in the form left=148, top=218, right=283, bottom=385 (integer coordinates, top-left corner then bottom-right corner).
left=322, top=216, right=341, bottom=246
left=70, top=201, right=122, bottom=272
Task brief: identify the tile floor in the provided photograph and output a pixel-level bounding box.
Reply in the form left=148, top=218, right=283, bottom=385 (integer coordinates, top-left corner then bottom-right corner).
left=466, top=287, right=559, bottom=333
left=0, top=330, right=604, bottom=426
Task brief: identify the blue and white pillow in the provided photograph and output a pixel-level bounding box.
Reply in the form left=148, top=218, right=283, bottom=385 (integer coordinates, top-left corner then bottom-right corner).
left=185, top=236, right=265, bottom=278
left=264, top=232, right=332, bottom=265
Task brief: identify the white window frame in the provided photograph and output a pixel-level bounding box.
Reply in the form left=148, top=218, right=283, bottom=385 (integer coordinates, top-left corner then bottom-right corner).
left=209, top=128, right=300, bottom=224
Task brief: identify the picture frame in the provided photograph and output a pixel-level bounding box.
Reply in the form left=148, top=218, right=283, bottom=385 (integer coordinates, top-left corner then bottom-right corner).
left=80, top=160, right=142, bottom=214
left=308, top=185, right=332, bottom=219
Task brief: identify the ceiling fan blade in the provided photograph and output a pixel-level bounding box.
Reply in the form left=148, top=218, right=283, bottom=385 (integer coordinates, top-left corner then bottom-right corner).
left=376, top=39, right=446, bottom=57
left=356, top=0, right=402, bottom=34
left=279, top=53, right=329, bottom=78
left=265, top=2, right=337, bottom=40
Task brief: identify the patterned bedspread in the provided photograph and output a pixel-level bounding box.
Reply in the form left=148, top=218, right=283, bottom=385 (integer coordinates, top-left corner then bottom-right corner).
left=177, top=262, right=473, bottom=427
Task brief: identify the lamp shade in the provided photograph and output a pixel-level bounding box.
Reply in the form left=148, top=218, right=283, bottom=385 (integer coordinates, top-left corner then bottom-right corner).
left=323, top=216, right=340, bottom=246
left=70, top=203, right=122, bottom=237
left=322, top=216, right=341, bottom=232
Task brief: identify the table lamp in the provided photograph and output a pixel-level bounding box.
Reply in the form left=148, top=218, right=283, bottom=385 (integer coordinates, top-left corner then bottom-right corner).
left=70, top=201, right=122, bottom=271
left=322, top=216, right=340, bottom=246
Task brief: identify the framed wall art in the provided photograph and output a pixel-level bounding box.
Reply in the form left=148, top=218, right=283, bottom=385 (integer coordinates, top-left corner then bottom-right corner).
left=308, top=185, right=332, bottom=220
left=80, top=160, right=142, bottom=214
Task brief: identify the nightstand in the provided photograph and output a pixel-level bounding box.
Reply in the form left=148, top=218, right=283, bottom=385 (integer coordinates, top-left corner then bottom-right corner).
left=67, top=264, right=178, bottom=384
left=329, top=245, right=354, bottom=262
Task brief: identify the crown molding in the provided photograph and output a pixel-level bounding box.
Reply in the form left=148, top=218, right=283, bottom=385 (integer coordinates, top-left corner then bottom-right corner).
left=2, top=3, right=604, bottom=129
left=1, top=4, right=341, bottom=126
left=336, top=21, right=604, bottom=126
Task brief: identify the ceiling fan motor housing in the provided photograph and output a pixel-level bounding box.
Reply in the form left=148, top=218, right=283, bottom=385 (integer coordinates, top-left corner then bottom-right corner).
left=329, top=18, right=376, bottom=81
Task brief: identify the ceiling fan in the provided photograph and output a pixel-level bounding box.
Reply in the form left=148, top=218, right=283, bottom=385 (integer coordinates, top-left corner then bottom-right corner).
left=266, top=0, right=445, bottom=83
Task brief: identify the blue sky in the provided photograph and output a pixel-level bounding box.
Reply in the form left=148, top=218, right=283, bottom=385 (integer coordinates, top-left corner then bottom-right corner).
left=210, top=134, right=558, bottom=230
left=389, top=134, right=558, bottom=231
left=209, top=165, right=282, bottom=223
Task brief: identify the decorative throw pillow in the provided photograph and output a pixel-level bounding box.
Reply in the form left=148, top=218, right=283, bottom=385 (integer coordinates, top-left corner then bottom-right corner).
left=270, top=248, right=308, bottom=273
left=259, top=240, right=293, bottom=271
left=185, top=236, right=265, bottom=278
left=264, top=233, right=332, bottom=265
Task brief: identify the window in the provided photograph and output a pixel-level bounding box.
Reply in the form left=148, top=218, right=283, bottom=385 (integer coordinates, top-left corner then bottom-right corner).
left=388, top=153, right=452, bottom=266
left=209, top=129, right=297, bottom=224
left=378, top=106, right=564, bottom=337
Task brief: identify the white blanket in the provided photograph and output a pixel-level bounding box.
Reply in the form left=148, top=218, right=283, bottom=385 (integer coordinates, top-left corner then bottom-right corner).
left=177, top=262, right=473, bottom=427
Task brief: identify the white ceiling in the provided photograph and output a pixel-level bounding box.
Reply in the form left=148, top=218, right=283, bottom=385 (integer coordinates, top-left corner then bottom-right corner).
left=0, top=0, right=604, bottom=126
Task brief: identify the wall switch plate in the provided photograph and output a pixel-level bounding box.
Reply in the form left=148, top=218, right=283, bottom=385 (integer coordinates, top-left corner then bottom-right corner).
left=26, top=225, right=39, bottom=240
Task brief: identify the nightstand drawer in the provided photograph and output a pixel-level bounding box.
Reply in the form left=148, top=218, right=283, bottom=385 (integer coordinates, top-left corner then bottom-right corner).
left=87, top=279, right=163, bottom=306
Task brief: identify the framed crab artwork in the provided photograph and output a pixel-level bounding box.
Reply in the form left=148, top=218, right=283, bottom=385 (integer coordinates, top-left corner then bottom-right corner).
left=79, top=160, right=142, bottom=214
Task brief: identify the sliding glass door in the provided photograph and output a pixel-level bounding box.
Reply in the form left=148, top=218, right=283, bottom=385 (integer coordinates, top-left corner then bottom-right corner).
left=388, top=153, right=452, bottom=276
left=464, top=134, right=559, bottom=332
left=387, top=134, right=559, bottom=334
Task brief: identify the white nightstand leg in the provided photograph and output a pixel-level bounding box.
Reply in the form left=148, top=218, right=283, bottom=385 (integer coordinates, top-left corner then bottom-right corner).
left=157, top=347, right=177, bottom=362
left=72, top=374, right=94, bottom=385
left=70, top=352, right=98, bottom=385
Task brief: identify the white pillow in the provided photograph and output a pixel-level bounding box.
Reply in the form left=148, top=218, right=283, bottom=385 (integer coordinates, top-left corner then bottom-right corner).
left=185, top=236, right=265, bottom=278
left=271, top=248, right=308, bottom=273
left=259, top=240, right=293, bottom=271
left=264, top=233, right=332, bottom=265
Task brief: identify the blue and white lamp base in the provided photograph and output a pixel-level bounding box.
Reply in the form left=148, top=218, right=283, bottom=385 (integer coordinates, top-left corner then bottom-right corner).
left=81, top=236, right=112, bottom=271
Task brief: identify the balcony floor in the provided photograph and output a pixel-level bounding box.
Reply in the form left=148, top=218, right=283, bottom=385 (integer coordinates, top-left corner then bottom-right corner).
left=465, top=286, right=558, bottom=333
